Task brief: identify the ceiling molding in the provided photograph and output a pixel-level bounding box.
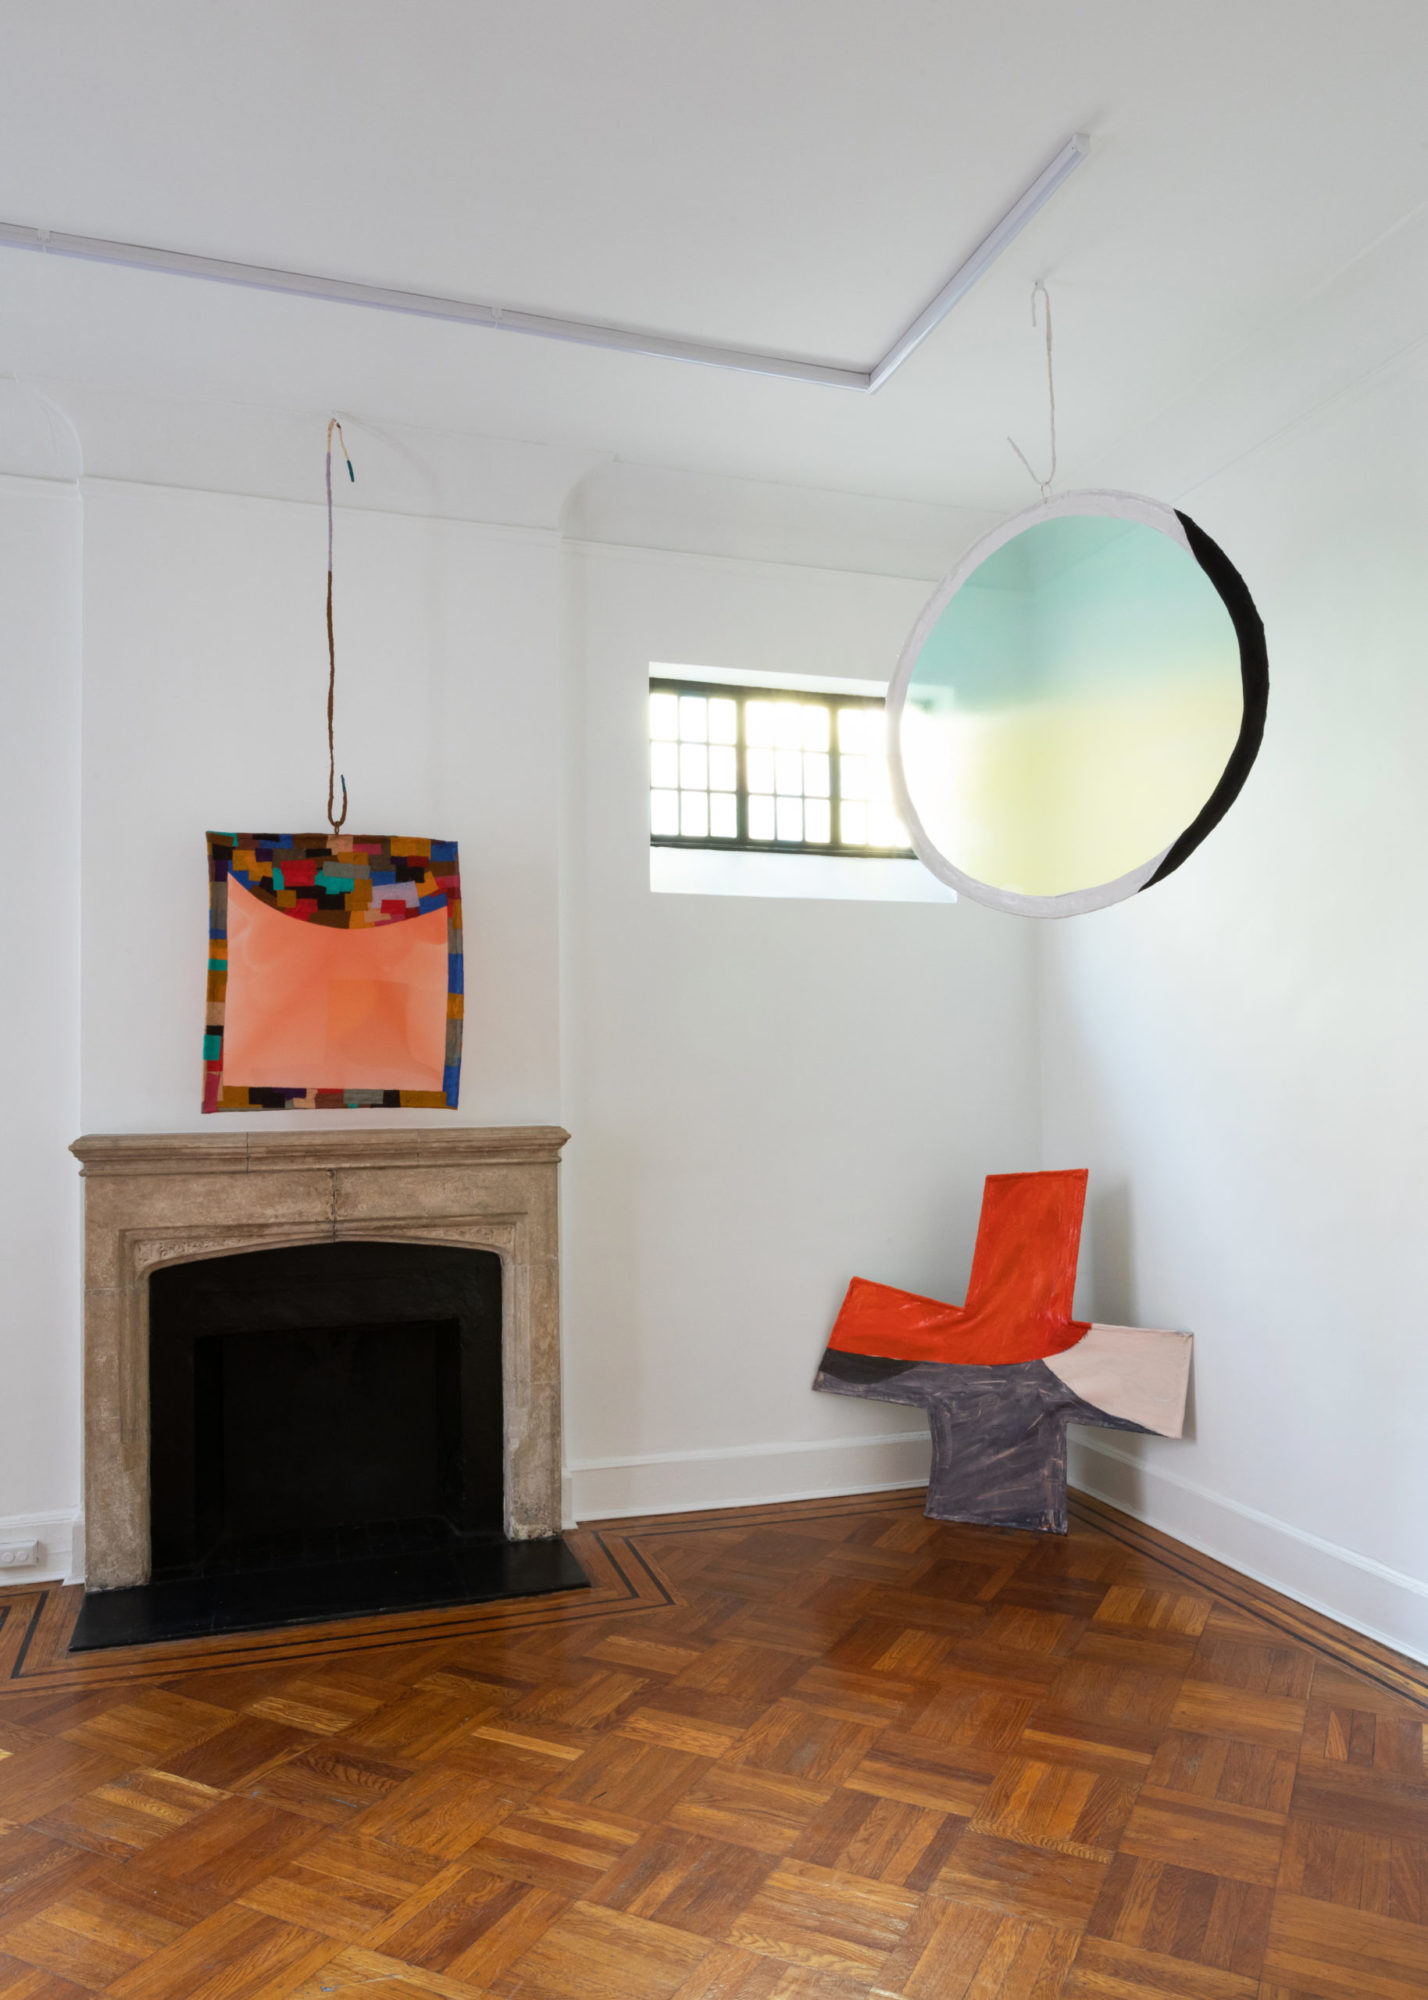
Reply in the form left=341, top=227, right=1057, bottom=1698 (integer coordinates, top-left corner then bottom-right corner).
left=0, top=136, right=1087, bottom=396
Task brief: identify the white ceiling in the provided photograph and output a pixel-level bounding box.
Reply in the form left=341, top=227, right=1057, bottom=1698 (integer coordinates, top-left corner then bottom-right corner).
left=2, top=0, right=1427, bottom=510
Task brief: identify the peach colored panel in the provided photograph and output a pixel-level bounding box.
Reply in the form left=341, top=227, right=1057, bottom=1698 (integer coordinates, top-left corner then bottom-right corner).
left=1044, top=1324, right=1193, bottom=1438
left=223, top=878, right=449, bottom=1091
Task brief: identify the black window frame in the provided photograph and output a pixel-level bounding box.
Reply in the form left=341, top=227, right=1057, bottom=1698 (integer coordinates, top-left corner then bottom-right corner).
left=648, top=675, right=915, bottom=860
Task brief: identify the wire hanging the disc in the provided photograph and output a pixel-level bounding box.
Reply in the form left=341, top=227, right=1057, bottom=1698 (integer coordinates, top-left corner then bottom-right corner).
left=1007, top=283, right=1057, bottom=499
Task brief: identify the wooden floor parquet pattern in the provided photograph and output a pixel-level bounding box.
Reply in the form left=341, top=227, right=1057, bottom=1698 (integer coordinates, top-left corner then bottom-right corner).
left=0, top=1489, right=1424, bottom=1999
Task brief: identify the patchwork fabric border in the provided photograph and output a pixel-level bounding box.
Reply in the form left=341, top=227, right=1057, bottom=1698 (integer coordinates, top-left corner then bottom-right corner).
left=203, top=832, right=463, bottom=1112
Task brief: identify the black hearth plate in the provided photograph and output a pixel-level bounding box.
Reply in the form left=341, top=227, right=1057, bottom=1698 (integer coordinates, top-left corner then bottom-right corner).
left=68, top=1534, right=589, bottom=1652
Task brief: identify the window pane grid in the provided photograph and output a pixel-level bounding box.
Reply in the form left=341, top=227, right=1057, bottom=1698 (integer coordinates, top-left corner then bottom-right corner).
left=650, top=678, right=913, bottom=857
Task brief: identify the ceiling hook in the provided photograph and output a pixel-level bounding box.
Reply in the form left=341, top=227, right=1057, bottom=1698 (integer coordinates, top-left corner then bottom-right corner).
left=1007, top=281, right=1057, bottom=501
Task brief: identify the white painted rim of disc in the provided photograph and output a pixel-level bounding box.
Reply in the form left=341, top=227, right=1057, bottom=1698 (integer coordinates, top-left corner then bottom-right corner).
left=886, top=489, right=1197, bottom=920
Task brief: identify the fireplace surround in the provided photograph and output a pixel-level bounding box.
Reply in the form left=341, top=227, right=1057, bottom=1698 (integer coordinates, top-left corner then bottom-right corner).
left=72, top=1127, right=569, bottom=1591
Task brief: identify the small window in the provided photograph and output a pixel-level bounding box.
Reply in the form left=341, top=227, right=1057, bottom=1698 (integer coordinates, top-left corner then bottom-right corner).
left=649, top=676, right=913, bottom=857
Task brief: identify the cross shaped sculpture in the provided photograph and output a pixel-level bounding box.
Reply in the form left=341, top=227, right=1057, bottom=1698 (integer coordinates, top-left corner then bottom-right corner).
left=813, top=1169, right=1191, bottom=1533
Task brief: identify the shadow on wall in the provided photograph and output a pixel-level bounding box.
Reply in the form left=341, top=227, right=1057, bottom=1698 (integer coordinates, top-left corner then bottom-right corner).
left=1083, top=1177, right=1197, bottom=1451
left=1087, top=1178, right=1137, bottom=1323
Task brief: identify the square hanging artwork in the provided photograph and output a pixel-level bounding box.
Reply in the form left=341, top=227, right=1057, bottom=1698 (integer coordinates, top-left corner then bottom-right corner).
left=203, top=832, right=462, bottom=1111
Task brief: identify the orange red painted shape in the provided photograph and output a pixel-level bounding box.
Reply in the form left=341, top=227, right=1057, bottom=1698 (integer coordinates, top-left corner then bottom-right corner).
left=827, top=1169, right=1091, bottom=1365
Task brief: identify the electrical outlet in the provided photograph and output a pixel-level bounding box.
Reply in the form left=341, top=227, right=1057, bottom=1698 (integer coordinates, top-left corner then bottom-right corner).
left=0, top=1541, right=40, bottom=1568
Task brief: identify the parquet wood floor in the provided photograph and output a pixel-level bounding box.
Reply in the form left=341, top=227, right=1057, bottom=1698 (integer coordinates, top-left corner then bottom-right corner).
left=0, top=1490, right=1423, bottom=2000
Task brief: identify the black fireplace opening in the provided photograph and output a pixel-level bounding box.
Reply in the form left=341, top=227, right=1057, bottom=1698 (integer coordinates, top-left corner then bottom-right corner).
left=150, top=1240, right=504, bottom=1576
left=70, top=1239, right=587, bottom=1652
left=191, top=1316, right=469, bottom=1563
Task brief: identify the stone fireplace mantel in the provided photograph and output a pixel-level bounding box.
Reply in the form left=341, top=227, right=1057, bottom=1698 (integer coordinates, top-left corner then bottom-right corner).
left=72, top=1127, right=570, bottom=1588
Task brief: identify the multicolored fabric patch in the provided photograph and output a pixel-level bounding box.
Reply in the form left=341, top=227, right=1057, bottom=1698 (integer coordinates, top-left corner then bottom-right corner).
left=204, top=833, right=462, bottom=1112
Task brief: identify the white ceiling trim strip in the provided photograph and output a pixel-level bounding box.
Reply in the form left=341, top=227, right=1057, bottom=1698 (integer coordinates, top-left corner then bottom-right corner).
left=0, top=135, right=1087, bottom=394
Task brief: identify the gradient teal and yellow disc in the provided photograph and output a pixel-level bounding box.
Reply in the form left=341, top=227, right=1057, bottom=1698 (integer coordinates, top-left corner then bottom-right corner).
left=898, top=508, right=1246, bottom=902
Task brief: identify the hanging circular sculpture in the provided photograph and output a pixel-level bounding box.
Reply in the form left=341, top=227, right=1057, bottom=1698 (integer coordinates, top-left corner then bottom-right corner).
left=887, top=491, right=1268, bottom=917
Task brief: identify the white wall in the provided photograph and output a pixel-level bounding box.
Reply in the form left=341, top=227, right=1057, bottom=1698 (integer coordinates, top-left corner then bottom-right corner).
left=0, top=471, right=82, bottom=1573
left=80, top=481, right=567, bottom=1133
left=3, top=454, right=1036, bottom=1576
left=562, top=545, right=1040, bottom=1516
left=1045, top=348, right=1428, bottom=1660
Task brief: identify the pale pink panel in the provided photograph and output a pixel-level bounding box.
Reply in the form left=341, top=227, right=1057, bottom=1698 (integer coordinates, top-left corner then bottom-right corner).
left=1044, top=1324, right=1192, bottom=1438
left=223, top=879, right=449, bottom=1090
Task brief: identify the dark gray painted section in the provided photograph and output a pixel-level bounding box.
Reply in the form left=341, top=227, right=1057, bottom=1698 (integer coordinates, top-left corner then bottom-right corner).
left=813, top=1348, right=1148, bottom=1534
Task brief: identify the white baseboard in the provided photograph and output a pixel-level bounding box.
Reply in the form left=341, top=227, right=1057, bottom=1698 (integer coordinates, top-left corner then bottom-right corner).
left=569, top=1429, right=1428, bottom=1670
left=0, top=1510, right=82, bottom=1586
left=1070, top=1436, right=1428, bottom=1669
left=568, top=1429, right=931, bottom=1522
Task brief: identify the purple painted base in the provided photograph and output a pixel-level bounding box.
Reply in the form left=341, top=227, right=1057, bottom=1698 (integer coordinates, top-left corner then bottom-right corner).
left=814, top=1348, right=1149, bottom=1533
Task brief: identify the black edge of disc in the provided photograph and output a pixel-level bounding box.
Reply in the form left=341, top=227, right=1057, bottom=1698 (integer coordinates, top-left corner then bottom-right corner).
left=1143, top=511, right=1269, bottom=889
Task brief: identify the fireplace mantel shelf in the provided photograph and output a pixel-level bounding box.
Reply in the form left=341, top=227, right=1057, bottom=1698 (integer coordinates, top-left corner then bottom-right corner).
left=71, top=1127, right=571, bottom=1176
